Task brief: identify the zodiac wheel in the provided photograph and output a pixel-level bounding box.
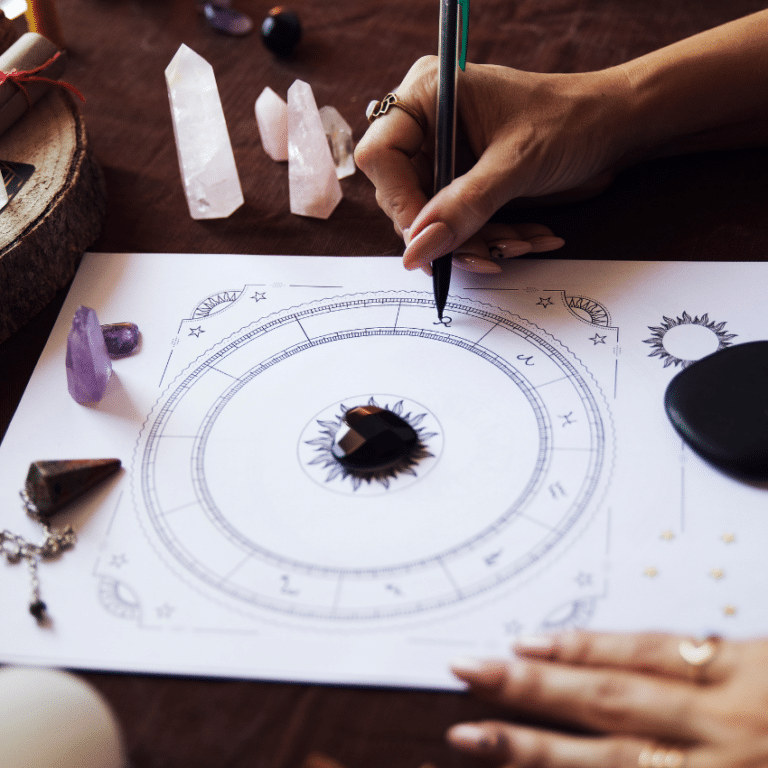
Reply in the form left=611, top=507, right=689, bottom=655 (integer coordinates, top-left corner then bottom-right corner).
left=134, top=293, right=613, bottom=624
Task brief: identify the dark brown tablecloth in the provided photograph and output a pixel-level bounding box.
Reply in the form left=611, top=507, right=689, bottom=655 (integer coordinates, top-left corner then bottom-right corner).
left=1, top=1, right=767, bottom=766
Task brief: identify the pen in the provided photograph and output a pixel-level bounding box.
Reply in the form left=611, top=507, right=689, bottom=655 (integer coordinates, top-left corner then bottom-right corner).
left=433, top=0, right=469, bottom=321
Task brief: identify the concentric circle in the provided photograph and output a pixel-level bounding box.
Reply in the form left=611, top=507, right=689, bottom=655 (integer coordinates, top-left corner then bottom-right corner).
left=134, top=293, right=612, bottom=622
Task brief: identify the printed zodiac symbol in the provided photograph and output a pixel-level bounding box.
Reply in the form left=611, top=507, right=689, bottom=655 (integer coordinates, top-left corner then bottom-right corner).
left=549, top=482, right=567, bottom=499
left=280, top=575, right=299, bottom=595
left=516, top=354, right=534, bottom=366
left=484, top=550, right=502, bottom=566
left=433, top=315, right=453, bottom=327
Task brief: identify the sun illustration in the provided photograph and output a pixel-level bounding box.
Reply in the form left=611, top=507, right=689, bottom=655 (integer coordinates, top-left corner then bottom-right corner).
left=303, top=397, right=438, bottom=492
left=644, top=312, right=736, bottom=368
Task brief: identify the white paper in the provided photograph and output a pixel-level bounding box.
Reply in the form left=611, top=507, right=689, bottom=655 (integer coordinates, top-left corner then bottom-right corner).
left=1, top=253, right=766, bottom=690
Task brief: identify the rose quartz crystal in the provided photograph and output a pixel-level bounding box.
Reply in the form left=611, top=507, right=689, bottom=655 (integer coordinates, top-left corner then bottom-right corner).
left=287, top=79, right=342, bottom=219
left=255, top=86, right=288, bottom=162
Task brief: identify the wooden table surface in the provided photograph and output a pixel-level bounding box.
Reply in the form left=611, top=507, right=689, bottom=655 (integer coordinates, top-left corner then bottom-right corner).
left=2, top=1, right=768, bottom=765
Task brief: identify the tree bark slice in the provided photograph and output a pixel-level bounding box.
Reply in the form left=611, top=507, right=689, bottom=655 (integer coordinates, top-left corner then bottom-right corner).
left=0, top=90, right=107, bottom=343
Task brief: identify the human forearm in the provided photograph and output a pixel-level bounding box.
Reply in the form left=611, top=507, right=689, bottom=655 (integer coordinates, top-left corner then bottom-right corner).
left=617, top=10, right=768, bottom=160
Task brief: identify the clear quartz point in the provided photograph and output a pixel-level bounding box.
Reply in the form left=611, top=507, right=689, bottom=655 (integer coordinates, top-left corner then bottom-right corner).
left=319, top=105, right=355, bottom=179
left=287, top=79, right=342, bottom=219
left=165, top=44, right=244, bottom=219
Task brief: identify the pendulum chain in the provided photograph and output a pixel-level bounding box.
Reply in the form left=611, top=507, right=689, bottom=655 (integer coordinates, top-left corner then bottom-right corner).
left=1, top=505, right=76, bottom=621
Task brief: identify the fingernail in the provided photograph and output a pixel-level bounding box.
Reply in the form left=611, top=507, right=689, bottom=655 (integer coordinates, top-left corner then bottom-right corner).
left=447, top=724, right=485, bottom=749
left=450, top=656, right=488, bottom=674
left=402, top=227, right=411, bottom=244
left=403, top=221, right=455, bottom=269
left=527, top=235, right=565, bottom=252
left=514, top=634, right=556, bottom=655
left=453, top=255, right=502, bottom=274
left=488, top=240, right=533, bottom=258
left=449, top=657, right=508, bottom=687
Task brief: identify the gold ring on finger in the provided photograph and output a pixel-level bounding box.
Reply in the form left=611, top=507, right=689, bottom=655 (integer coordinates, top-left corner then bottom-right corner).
left=679, top=635, right=721, bottom=667
left=638, top=745, right=686, bottom=768
left=366, top=92, right=427, bottom=135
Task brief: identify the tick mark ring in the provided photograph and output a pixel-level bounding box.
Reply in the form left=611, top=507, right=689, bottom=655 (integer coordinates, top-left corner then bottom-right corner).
left=366, top=93, right=427, bottom=136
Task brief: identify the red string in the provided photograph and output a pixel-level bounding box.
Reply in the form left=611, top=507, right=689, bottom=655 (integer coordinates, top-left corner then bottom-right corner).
left=0, top=51, right=85, bottom=106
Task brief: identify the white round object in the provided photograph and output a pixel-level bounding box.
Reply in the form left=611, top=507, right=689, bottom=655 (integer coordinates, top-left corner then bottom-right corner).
left=0, top=667, right=126, bottom=768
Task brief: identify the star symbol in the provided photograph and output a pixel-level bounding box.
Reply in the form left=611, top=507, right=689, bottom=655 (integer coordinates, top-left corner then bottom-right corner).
left=251, top=291, right=266, bottom=302
left=189, top=326, right=205, bottom=338
left=110, top=554, right=128, bottom=568
left=156, top=604, right=175, bottom=619
left=721, top=533, right=736, bottom=543
left=575, top=572, right=592, bottom=587
left=661, top=530, right=675, bottom=541
left=723, top=605, right=737, bottom=616
left=643, top=566, right=658, bottom=577
left=537, top=296, right=553, bottom=308
left=710, top=568, right=725, bottom=580
left=589, top=333, right=606, bottom=345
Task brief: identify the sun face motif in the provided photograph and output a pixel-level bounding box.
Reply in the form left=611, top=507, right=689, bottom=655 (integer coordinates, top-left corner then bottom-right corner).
left=300, top=396, right=440, bottom=493
left=566, top=295, right=611, bottom=327
left=190, top=290, right=243, bottom=319
left=643, top=312, right=736, bottom=368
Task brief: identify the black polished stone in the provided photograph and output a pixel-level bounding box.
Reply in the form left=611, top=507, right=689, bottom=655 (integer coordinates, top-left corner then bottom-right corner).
left=332, top=406, right=418, bottom=471
left=261, top=7, right=302, bottom=56
left=664, top=341, right=768, bottom=481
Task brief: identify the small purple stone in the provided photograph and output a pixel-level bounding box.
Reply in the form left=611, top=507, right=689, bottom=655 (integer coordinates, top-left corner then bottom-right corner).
left=65, top=306, right=113, bottom=405
left=101, top=322, right=140, bottom=357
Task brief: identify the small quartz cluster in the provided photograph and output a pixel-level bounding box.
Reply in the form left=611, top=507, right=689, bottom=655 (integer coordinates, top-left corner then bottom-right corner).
left=65, top=307, right=140, bottom=405
left=255, top=80, right=354, bottom=219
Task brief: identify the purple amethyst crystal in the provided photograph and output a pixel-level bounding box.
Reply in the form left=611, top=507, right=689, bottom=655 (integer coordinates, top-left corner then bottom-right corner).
left=65, top=306, right=112, bottom=404
left=101, top=322, right=140, bottom=357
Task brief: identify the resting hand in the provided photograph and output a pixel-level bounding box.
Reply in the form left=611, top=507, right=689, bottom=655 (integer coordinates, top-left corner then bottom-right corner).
left=447, top=630, right=768, bottom=768
left=354, top=58, right=633, bottom=273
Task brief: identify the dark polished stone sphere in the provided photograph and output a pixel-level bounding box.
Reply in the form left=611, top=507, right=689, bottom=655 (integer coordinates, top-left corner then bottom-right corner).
left=261, top=7, right=303, bottom=56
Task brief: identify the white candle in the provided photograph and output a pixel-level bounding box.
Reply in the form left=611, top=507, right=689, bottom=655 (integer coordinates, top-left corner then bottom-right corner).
left=0, top=666, right=127, bottom=768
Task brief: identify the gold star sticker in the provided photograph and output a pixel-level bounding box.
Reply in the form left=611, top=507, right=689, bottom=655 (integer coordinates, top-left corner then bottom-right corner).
left=723, top=605, right=737, bottom=616
left=721, top=533, right=736, bottom=543
left=644, top=566, right=658, bottom=577
left=660, top=530, right=675, bottom=541
left=710, top=568, right=725, bottom=580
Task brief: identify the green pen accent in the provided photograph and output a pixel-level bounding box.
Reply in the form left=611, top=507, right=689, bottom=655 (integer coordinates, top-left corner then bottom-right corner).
left=458, top=0, right=469, bottom=70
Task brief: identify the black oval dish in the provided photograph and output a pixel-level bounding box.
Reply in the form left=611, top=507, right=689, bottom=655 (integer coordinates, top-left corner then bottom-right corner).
left=664, top=340, right=768, bottom=481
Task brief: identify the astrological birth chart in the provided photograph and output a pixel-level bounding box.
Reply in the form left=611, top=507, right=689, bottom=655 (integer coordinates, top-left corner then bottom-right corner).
left=134, top=290, right=614, bottom=627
